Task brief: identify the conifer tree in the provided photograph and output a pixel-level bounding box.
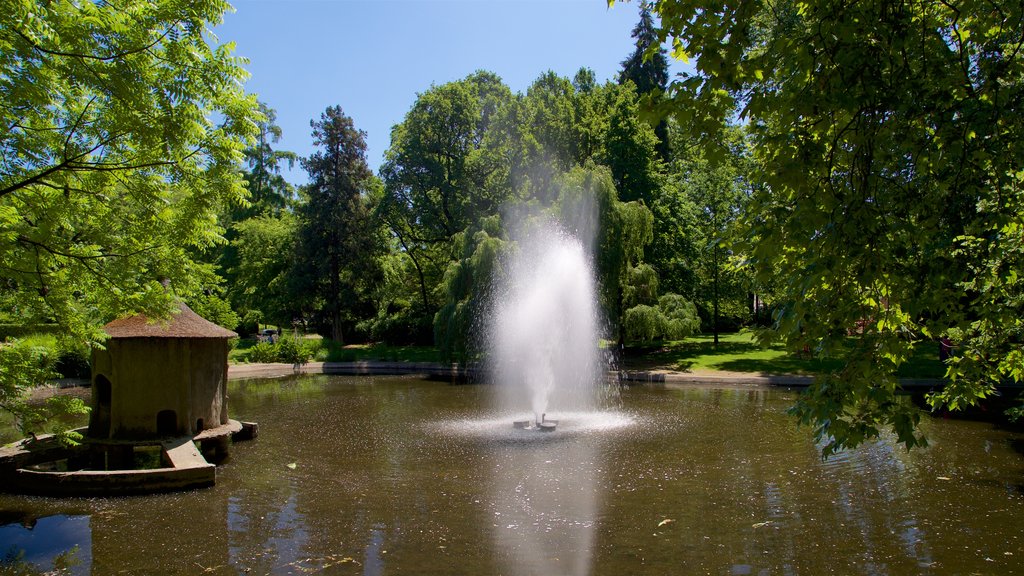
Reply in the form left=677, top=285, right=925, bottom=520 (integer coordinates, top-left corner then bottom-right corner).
left=294, top=106, right=383, bottom=344
left=619, top=1, right=670, bottom=161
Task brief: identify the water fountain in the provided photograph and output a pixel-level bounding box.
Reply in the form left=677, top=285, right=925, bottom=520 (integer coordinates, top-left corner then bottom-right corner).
left=480, top=217, right=618, bottom=576
left=488, top=218, right=605, bottom=432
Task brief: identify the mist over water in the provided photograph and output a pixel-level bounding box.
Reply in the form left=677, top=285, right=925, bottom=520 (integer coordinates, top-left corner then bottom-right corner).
left=488, top=218, right=605, bottom=422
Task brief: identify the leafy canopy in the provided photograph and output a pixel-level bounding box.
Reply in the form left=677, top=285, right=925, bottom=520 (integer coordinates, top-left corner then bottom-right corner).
left=629, top=0, right=1024, bottom=455
left=0, top=0, right=258, bottom=441
left=1, top=0, right=258, bottom=339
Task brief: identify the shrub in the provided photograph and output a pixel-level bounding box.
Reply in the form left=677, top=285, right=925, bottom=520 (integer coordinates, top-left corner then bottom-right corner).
left=246, top=341, right=278, bottom=363
left=275, top=337, right=313, bottom=364
left=51, top=338, right=91, bottom=380
left=0, top=336, right=89, bottom=445
left=244, top=338, right=313, bottom=365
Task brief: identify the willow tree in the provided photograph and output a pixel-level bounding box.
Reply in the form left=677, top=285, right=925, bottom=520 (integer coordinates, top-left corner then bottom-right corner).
left=554, top=165, right=697, bottom=347
left=633, top=0, right=1024, bottom=454
left=0, top=0, right=257, bottom=442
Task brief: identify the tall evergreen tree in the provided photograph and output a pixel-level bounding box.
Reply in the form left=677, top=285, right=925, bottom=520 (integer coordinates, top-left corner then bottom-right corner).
left=295, top=106, right=383, bottom=343
left=240, top=102, right=298, bottom=219
left=619, top=1, right=670, bottom=161
left=217, top=102, right=297, bottom=328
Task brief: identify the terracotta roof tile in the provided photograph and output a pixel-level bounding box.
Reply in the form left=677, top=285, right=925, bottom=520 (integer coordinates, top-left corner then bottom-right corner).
left=104, top=302, right=237, bottom=339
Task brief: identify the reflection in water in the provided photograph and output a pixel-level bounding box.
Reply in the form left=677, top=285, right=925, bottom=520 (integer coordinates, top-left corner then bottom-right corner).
left=0, top=515, right=89, bottom=575
left=363, top=523, right=385, bottom=576
left=228, top=491, right=309, bottom=573
left=0, top=377, right=1023, bottom=575
left=443, top=412, right=635, bottom=574
left=489, top=435, right=599, bottom=576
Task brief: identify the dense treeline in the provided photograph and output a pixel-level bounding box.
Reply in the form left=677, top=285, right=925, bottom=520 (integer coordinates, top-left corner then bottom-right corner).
left=216, top=65, right=750, bottom=359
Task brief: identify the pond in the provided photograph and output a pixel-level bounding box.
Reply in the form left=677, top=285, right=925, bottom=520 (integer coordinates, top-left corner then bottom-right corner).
left=1, top=375, right=1023, bottom=575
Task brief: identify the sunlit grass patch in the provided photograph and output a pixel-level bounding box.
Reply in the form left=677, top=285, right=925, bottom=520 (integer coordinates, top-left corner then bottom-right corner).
left=625, top=331, right=945, bottom=378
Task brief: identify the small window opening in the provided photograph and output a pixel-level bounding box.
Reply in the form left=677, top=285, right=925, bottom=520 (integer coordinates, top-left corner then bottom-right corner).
left=156, top=410, right=177, bottom=436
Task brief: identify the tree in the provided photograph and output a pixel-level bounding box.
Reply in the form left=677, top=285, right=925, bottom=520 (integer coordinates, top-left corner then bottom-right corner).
left=379, top=72, right=515, bottom=314
left=552, top=164, right=696, bottom=347
left=228, top=213, right=299, bottom=329
left=216, top=103, right=298, bottom=330
left=619, top=1, right=671, bottom=160
left=640, top=0, right=1024, bottom=455
left=294, top=106, right=383, bottom=344
left=238, top=102, right=299, bottom=220
left=0, top=0, right=257, bottom=442
left=434, top=215, right=506, bottom=363
left=676, top=127, right=750, bottom=343
left=602, top=84, right=665, bottom=206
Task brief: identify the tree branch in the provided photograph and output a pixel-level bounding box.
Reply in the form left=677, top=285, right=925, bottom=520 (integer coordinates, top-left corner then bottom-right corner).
left=13, top=23, right=176, bottom=63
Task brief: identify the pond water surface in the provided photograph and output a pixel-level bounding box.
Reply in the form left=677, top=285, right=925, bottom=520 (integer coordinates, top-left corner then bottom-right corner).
left=2, top=375, right=1023, bottom=575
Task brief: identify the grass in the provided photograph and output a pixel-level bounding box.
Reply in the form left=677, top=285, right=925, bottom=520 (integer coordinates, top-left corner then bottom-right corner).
left=623, top=331, right=946, bottom=379
left=315, top=340, right=441, bottom=363
left=229, top=330, right=945, bottom=379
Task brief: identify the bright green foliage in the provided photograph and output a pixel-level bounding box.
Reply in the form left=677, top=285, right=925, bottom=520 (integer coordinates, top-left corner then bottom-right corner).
left=552, top=165, right=697, bottom=345
left=624, top=295, right=700, bottom=342
left=213, top=102, right=298, bottom=333
left=616, top=205, right=701, bottom=343
left=359, top=244, right=436, bottom=345
left=513, top=71, right=595, bottom=201
left=602, top=84, right=665, bottom=206
left=228, top=214, right=299, bottom=329
left=186, top=290, right=240, bottom=331
left=239, top=102, right=299, bottom=219
left=657, top=293, right=701, bottom=338
left=641, top=0, right=1024, bottom=454
left=0, top=0, right=258, bottom=340
left=245, top=336, right=313, bottom=365
left=0, top=338, right=88, bottom=446
left=675, top=127, right=751, bottom=338
left=380, top=70, right=700, bottom=354
left=434, top=216, right=506, bottom=363
left=379, top=72, right=515, bottom=316
left=381, top=71, right=514, bottom=239
left=294, top=106, right=384, bottom=344
left=0, top=0, right=256, bottom=443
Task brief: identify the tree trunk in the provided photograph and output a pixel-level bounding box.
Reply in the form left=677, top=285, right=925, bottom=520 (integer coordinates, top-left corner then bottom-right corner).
left=329, top=233, right=343, bottom=345
left=331, top=310, right=344, bottom=345
left=713, top=243, right=720, bottom=347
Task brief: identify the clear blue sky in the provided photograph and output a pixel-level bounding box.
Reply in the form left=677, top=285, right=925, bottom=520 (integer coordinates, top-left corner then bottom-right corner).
left=215, top=0, right=684, bottom=184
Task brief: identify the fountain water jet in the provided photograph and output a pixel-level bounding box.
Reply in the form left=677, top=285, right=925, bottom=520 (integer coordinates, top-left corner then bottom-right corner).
left=489, top=219, right=604, bottom=430
left=482, top=218, right=613, bottom=576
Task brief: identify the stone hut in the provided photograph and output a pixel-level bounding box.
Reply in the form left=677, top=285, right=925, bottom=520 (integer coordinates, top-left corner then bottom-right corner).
left=89, top=303, right=236, bottom=440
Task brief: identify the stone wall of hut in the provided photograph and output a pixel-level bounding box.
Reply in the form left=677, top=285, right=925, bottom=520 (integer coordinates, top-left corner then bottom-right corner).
left=90, top=338, right=229, bottom=439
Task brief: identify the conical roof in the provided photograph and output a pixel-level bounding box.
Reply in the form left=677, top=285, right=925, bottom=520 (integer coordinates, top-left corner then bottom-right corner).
left=103, top=302, right=237, bottom=339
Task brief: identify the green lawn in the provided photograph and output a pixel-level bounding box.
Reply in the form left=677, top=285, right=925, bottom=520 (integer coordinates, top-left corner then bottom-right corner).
left=230, top=330, right=945, bottom=379
left=623, top=331, right=946, bottom=379
left=315, top=340, right=442, bottom=363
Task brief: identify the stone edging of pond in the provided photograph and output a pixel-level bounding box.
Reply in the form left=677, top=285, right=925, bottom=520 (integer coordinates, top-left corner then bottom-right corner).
left=227, top=361, right=944, bottom=391
left=0, top=420, right=258, bottom=496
